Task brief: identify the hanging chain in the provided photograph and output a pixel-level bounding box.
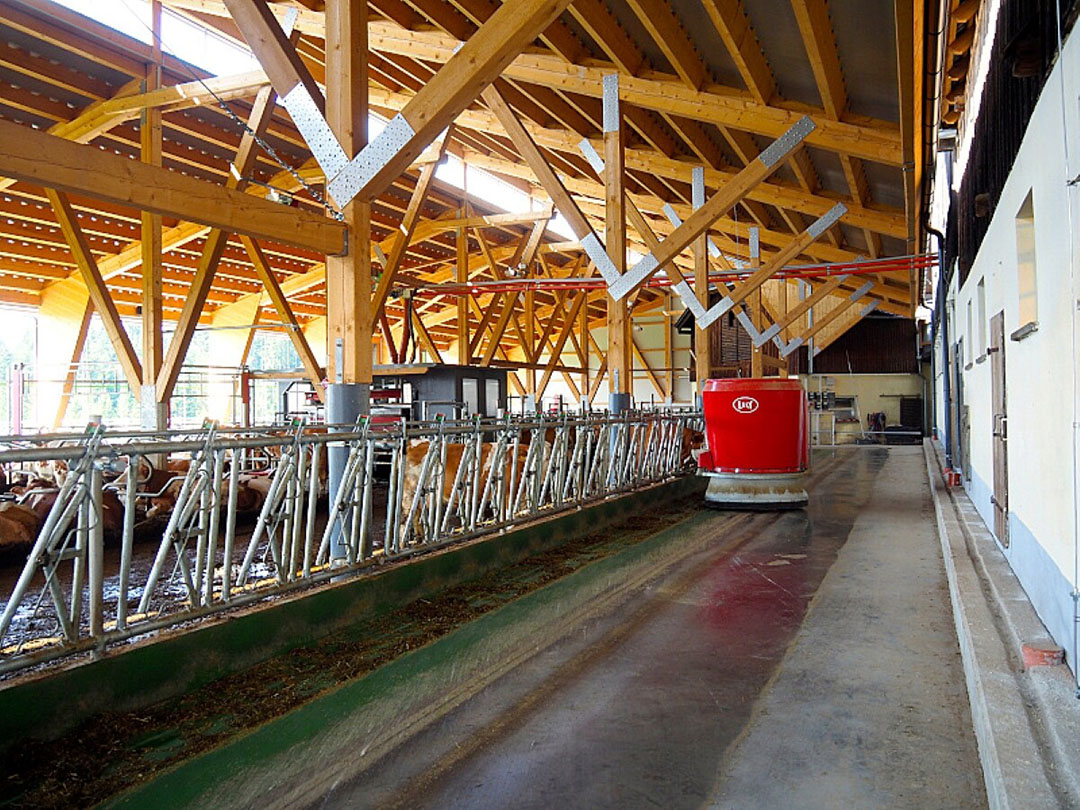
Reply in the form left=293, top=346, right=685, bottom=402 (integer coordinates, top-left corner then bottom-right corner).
left=120, top=0, right=344, bottom=221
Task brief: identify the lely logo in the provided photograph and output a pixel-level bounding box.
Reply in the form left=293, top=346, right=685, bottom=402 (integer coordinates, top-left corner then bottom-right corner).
left=732, top=396, right=759, bottom=414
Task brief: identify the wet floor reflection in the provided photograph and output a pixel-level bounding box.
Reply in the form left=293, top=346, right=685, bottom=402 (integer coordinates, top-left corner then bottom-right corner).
left=320, top=448, right=890, bottom=810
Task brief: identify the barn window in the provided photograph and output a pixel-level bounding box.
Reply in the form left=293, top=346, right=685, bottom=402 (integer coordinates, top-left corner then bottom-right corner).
left=977, top=278, right=987, bottom=356
left=1015, top=191, right=1037, bottom=327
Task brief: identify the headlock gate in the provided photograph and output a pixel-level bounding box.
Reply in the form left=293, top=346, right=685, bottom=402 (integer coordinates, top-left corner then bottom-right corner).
left=0, top=410, right=701, bottom=675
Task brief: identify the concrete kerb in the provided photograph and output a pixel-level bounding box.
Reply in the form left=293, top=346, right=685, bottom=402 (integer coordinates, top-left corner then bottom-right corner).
left=922, top=439, right=1072, bottom=808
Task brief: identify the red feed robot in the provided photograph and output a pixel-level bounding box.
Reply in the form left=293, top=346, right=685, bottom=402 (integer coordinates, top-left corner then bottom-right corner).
left=697, top=378, right=810, bottom=509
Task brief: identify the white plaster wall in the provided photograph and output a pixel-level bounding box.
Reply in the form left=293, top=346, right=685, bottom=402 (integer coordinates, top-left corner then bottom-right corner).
left=943, top=25, right=1080, bottom=665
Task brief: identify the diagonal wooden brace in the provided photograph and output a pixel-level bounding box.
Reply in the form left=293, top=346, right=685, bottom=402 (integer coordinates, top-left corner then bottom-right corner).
left=780, top=279, right=877, bottom=357
left=710, top=202, right=847, bottom=320
left=607, top=115, right=818, bottom=300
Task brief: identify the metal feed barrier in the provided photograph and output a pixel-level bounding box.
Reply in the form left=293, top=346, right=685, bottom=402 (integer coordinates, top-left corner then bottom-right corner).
left=0, top=410, right=700, bottom=674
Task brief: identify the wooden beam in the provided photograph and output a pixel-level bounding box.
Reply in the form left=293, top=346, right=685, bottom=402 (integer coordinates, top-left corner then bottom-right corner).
left=692, top=174, right=710, bottom=393
left=359, top=20, right=903, bottom=165
left=221, top=0, right=325, bottom=112
left=482, top=85, right=601, bottom=252
left=703, top=0, right=775, bottom=104
left=623, top=0, right=707, bottom=90
left=749, top=232, right=763, bottom=377
left=767, top=275, right=848, bottom=335
left=537, top=292, right=586, bottom=397
left=567, top=0, right=644, bottom=75
left=794, top=291, right=866, bottom=345
left=631, top=335, right=666, bottom=399
left=587, top=355, right=608, bottom=404
left=411, top=308, right=443, bottom=364
left=603, top=75, right=630, bottom=399
left=454, top=125, right=904, bottom=239
left=167, top=5, right=904, bottom=164
left=42, top=71, right=271, bottom=150
left=46, top=190, right=142, bottom=397
left=456, top=206, right=469, bottom=366
left=790, top=0, right=847, bottom=118
left=0, top=120, right=345, bottom=255
left=721, top=214, right=840, bottom=310
left=468, top=291, right=500, bottom=356
left=480, top=293, right=521, bottom=366
left=894, top=0, right=920, bottom=259
left=611, top=117, right=815, bottom=297
left=325, top=0, right=372, bottom=385
left=141, top=5, right=163, bottom=393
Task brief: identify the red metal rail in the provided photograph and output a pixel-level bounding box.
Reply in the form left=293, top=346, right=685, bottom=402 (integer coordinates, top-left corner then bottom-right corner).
left=410, top=253, right=937, bottom=297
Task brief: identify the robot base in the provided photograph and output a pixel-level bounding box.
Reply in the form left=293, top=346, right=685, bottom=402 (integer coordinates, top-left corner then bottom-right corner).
left=701, top=471, right=808, bottom=511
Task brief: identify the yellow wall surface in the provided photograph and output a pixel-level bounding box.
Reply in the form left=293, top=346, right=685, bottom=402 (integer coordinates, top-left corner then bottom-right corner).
left=800, top=373, right=925, bottom=445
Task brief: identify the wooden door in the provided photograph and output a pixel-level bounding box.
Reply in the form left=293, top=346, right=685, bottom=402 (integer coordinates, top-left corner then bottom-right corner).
left=953, top=338, right=966, bottom=474
left=990, top=312, right=1009, bottom=545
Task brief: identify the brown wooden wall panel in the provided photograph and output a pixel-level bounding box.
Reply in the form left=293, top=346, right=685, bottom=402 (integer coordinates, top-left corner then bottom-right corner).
left=789, top=316, right=919, bottom=374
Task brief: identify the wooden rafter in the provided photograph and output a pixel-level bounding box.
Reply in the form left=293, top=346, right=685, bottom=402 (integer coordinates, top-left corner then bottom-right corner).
left=703, top=0, right=775, bottom=104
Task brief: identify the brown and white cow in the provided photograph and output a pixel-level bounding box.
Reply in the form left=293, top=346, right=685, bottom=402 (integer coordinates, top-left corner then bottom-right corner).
left=398, top=440, right=532, bottom=538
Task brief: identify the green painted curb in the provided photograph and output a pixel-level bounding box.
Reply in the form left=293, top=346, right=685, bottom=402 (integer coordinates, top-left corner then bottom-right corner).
left=106, top=500, right=721, bottom=809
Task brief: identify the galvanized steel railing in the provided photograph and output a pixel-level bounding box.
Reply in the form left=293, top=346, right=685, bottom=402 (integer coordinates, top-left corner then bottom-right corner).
left=0, top=410, right=700, bottom=674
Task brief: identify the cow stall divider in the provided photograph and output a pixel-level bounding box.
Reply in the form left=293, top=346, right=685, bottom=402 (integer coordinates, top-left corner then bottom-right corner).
left=0, top=409, right=701, bottom=675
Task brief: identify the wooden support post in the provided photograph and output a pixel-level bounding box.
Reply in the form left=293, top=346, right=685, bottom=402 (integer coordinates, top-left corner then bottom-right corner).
left=456, top=206, right=469, bottom=365
left=325, top=0, right=372, bottom=387
left=664, top=292, right=674, bottom=400
left=777, top=279, right=789, bottom=377
left=692, top=168, right=710, bottom=397
left=525, top=286, right=536, bottom=404
left=580, top=296, right=590, bottom=406
left=603, top=75, right=630, bottom=407
left=749, top=227, right=764, bottom=378
left=141, top=0, right=164, bottom=425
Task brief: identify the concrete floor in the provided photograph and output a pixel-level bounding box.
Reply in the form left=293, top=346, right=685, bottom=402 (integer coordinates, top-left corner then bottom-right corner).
left=317, top=447, right=986, bottom=809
